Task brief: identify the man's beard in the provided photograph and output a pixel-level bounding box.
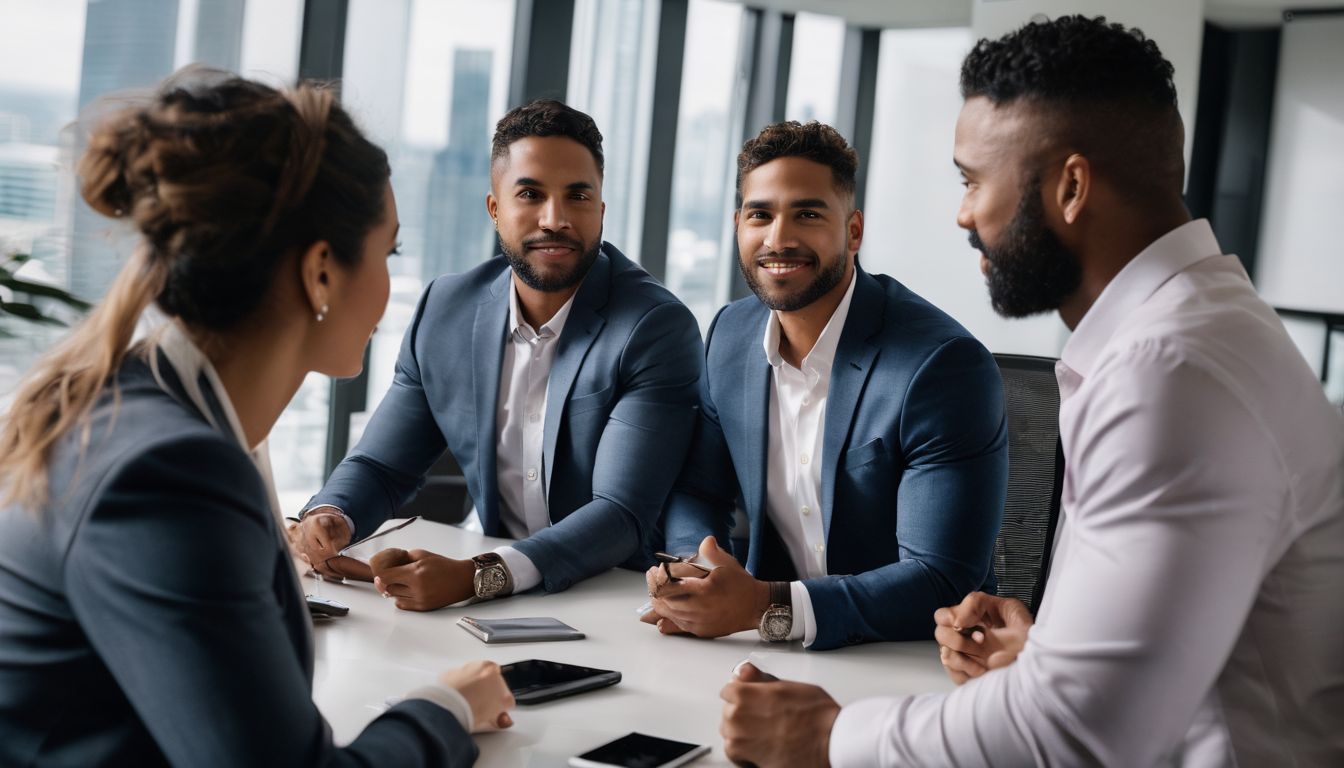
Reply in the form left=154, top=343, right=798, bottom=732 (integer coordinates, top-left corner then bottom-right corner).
left=970, top=178, right=1082, bottom=318
left=502, top=233, right=602, bottom=292
left=738, top=247, right=848, bottom=312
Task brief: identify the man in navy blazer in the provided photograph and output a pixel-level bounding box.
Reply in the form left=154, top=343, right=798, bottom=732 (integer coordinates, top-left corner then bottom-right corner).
left=293, top=100, right=703, bottom=608
left=646, top=121, right=1007, bottom=650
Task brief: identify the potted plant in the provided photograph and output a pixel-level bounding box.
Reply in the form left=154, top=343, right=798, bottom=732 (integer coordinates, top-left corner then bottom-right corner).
left=0, top=252, right=90, bottom=337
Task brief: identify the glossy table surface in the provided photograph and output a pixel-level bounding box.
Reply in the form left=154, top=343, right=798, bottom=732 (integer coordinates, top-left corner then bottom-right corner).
left=307, top=519, right=952, bottom=766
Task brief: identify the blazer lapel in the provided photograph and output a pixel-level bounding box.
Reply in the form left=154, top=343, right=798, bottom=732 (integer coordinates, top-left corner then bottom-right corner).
left=741, top=308, right=772, bottom=569
left=821, top=269, right=882, bottom=541
left=472, top=269, right=511, bottom=533
left=543, top=248, right=611, bottom=500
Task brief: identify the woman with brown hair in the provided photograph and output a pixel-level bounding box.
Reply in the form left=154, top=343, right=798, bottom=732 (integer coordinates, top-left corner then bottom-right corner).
left=0, top=69, right=512, bottom=766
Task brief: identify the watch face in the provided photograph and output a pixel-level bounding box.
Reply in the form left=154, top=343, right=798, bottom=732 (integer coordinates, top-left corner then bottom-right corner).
left=762, top=611, right=792, bottom=641
left=475, top=566, right=508, bottom=597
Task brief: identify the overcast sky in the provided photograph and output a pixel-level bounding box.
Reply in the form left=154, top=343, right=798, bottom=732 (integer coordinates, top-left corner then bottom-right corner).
left=0, top=0, right=850, bottom=147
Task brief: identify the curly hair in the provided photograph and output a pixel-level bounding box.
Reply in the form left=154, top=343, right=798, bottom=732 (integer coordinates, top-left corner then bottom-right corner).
left=961, top=15, right=1177, bottom=109
left=737, top=121, right=858, bottom=201
left=491, top=99, right=604, bottom=175
left=960, top=15, right=1184, bottom=198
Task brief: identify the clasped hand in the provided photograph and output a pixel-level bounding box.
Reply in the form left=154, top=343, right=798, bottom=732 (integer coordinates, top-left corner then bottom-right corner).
left=641, top=536, right=769, bottom=638
left=287, top=508, right=371, bottom=581
left=933, top=591, right=1033, bottom=684
left=369, top=548, right=477, bottom=611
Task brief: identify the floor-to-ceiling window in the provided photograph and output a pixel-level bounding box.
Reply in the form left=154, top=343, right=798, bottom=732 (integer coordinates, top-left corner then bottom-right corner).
left=663, top=0, right=746, bottom=332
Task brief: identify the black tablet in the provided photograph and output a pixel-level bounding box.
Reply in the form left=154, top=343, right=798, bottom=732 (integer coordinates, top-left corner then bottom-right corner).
left=500, top=659, right=621, bottom=704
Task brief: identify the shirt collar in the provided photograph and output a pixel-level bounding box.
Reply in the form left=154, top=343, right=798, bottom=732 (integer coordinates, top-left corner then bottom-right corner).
left=762, top=268, right=858, bottom=377
left=1060, top=218, right=1223, bottom=379
left=149, top=319, right=252, bottom=452
left=507, top=275, right=577, bottom=340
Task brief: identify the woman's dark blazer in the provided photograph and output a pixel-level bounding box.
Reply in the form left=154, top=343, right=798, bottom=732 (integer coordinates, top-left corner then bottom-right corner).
left=0, top=354, right=474, bottom=767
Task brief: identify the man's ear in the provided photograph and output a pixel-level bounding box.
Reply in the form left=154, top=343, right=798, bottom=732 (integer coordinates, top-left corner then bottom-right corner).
left=485, top=193, right=498, bottom=225
left=1056, top=153, right=1091, bottom=225
left=300, top=240, right=332, bottom=316
left=847, top=208, right=864, bottom=256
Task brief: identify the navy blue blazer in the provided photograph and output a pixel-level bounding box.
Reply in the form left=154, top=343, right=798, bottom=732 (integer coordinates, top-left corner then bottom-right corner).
left=313, top=244, right=704, bottom=591
left=662, top=268, right=1008, bottom=650
left=0, top=355, right=474, bottom=767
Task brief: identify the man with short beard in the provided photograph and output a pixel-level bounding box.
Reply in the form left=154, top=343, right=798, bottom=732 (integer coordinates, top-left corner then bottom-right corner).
left=291, top=100, right=704, bottom=608
left=716, top=16, right=1343, bottom=768
left=645, top=121, right=1008, bottom=652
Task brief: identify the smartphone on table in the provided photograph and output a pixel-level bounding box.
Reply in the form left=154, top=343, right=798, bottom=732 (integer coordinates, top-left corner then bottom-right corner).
left=569, top=732, right=710, bottom=768
left=500, top=659, right=620, bottom=704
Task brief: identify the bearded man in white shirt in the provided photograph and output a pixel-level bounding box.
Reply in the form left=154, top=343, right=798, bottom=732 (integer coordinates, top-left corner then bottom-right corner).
left=718, top=14, right=1344, bottom=767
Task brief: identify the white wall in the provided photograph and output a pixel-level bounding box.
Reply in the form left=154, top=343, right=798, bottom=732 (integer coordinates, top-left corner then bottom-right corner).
left=863, top=27, right=1070, bottom=357
left=862, top=1, right=1207, bottom=358
left=1255, top=14, right=1344, bottom=314
left=970, top=0, right=1205, bottom=172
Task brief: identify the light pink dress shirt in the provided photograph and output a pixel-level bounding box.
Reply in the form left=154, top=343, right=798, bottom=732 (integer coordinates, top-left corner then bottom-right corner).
left=830, top=219, right=1344, bottom=766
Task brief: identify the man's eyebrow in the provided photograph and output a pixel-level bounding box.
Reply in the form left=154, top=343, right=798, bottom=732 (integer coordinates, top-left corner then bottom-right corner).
left=742, top=198, right=832, bottom=209
left=953, top=157, right=976, bottom=175
left=512, top=178, right=595, bottom=191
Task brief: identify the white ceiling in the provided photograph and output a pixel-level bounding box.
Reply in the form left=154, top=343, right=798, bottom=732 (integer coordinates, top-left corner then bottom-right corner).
left=722, top=0, right=1344, bottom=29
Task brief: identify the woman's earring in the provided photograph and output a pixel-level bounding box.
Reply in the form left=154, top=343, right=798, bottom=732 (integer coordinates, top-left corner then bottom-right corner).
left=316, top=303, right=329, bottom=322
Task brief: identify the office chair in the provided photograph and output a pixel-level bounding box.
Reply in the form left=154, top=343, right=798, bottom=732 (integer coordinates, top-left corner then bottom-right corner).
left=398, top=450, right=474, bottom=525
left=992, top=353, right=1065, bottom=615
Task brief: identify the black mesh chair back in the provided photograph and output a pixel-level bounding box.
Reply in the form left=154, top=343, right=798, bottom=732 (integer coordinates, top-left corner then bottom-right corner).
left=398, top=450, right=474, bottom=525
left=992, top=353, right=1065, bottom=614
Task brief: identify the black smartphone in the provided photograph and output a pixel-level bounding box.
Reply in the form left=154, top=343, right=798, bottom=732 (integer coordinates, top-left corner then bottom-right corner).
left=305, top=595, right=349, bottom=618
left=500, top=659, right=621, bottom=704
left=569, top=732, right=709, bottom=768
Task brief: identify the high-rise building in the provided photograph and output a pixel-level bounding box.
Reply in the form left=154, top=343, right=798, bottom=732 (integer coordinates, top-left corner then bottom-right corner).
left=193, top=0, right=247, bottom=73
left=572, top=0, right=654, bottom=255
left=69, top=0, right=181, bottom=302
left=422, top=49, right=494, bottom=282
left=0, top=144, right=59, bottom=225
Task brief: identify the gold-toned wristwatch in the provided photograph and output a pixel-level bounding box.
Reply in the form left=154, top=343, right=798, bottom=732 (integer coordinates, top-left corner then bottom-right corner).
left=758, top=581, right=793, bottom=642
left=471, top=553, right=513, bottom=600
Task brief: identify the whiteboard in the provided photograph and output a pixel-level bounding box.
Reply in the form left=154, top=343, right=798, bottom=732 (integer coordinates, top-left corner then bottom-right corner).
left=1256, top=14, right=1344, bottom=314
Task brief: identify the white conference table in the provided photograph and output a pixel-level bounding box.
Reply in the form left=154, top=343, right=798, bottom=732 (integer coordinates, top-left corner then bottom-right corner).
left=307, top=519, right=952, bottom=766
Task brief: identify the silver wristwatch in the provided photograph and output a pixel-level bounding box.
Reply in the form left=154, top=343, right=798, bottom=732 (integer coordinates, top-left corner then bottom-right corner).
left=758, top=581, right=793, bottom=642
left=471, top=553, right=514, bottom=600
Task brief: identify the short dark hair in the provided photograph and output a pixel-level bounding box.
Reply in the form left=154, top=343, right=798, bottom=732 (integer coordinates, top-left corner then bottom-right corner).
left=737, top=121, right=858, bottom=202
left=491, top=99, right=604, bottom=175
left=960, top=15, right=1184, bottom=197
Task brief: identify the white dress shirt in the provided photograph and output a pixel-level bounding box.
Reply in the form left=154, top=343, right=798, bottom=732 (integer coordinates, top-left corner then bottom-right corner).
left=762, top=271, right=857, bottom=646
left=487, top=283, right=577, bottom=592
left=830, top=219, right=1344, bottom=766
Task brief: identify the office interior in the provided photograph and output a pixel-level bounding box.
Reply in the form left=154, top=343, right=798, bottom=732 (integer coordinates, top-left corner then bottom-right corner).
left=1, top=0, right=1341, bottom=517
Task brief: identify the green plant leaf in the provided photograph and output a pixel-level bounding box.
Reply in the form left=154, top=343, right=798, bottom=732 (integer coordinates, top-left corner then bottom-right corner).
left=0, top=276, right=93, bottom=310
left=0, top=300, right=68, bottom=326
